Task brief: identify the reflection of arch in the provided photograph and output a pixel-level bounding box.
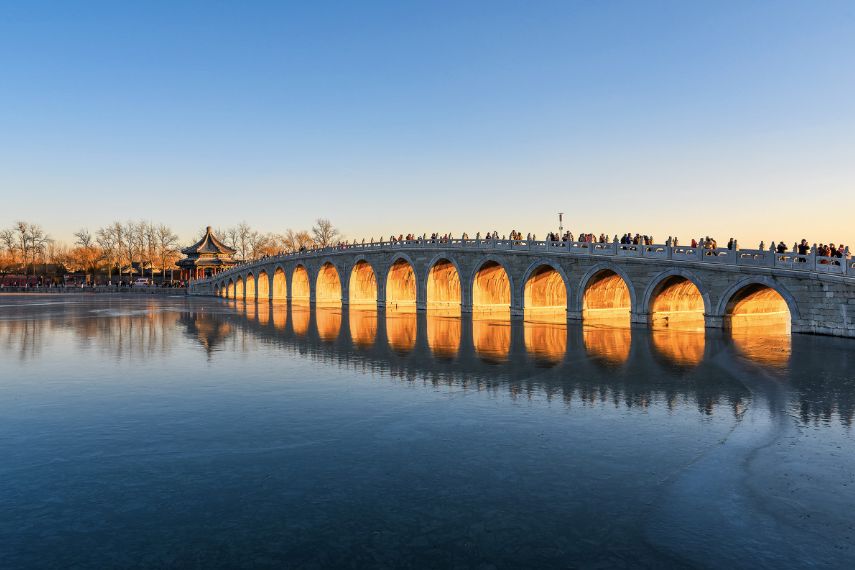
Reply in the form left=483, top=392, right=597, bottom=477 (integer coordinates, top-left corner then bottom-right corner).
left=386, top=257, right=417, bottom=310
left=291, top=304, right=310, bottom=336
left=316, top=262, right=342, bottom=306
left=291, top=265, right=311, bottom=304
left=716, top=277, right=796, bottom=329
left=272, top=267, right=287, bottom=300
left=349, top=307, right=377, bottom=347
left=522, top=260, right=569, bottom=320
left=235, top=277, right=245, bottom=300
left=650, top=329, right=705, bottom=367
left=426, top=256, right=462, bottom=313
left=578, top=263, right=634, bottom=322
left=471, top=257, right=513, bottom=314
left=386, top=311, right=416, bottom=354
left=257, top=270, right=269, bottom=300
left=316, top=307, right=342, bottom=340
left=245, top=273, right=256, bottom=300
left=473, top=319, right=511, bottom=363
left=643, top=269, right=709, bottom=329
left=524, top=321, right=566, bottom=365
left=583, top=325, right=631, bottom=365
left=349, top=260, right=378, bottom=305
left=427, top=313, right=460, bottom=360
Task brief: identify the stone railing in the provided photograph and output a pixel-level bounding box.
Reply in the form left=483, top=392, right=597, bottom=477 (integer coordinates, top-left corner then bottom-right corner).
left=193, top=239, right=855, bottom=284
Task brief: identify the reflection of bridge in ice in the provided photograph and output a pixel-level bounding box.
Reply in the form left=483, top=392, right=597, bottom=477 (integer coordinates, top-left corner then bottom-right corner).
left=177, top=301, right=855, bottom=426
left=190, top=240, right=855, bottom=338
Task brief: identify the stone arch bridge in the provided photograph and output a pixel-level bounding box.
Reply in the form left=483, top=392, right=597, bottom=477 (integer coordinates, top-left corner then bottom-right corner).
left=189, top=239, right=855, bottom=338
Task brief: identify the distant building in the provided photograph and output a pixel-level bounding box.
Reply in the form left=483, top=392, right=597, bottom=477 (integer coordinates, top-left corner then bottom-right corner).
left=178, top=226, right=237, bottom=281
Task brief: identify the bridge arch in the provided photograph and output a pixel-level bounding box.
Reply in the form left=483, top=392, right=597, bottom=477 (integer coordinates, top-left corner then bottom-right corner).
left=316, top=261, right=343, bottom=306
left=716, top=276, right=797, bottom=329
left=226, top=279, right=235, bottom=299
left=235, top=276, right=245, bottom=300
left=256, top=270, right=270, bottom=300
left=214, top=284, right=220, bottom=297
left=272, top=266, right=287, bottom=300
left=643, top=269, right=710, bottom=329
left=349, top=258, right=378, bottom=306
left=291, top=265, right=311, bottom=304
left=245, top=273, right=256, bottom=300
left=426, top=254, right=462, bottom=313
left=577, top=262, right=635, bottom=323
left=386, top=254, right=418, bottom=311
left=521, top=259, right=570, bottom=320
left=470, top=255, right=515, bottom=315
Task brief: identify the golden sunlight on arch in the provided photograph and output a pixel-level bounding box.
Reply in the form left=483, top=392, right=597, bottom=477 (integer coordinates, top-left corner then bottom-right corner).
left=582, top=270, right=631, bottom=326
left=524, top=265, right=567, bottom=323
left=524, top=321, right=567, bottom=366
left=226, top=280, right=235, bottom=299
left=245, top=274, right=256, bottom=300
left=473, top=319, right=511, bottom=363
left=725, top=283, right=792, bottom=367
left=316, top=263, right=342, bottom=307
left=427, top=313, right=460, bottom=360
left=386, top=311, right=417, bottom=354
left=386, top=259, right=417, bottom=311
left=292, top=266, right=311, bottom=305
left=473, top=261, right=511, bottom=317
left=349, top=307, right=377, bottom=347
left=349, top=261, right=377, bottom=306
left=256, top=271, right=269, bottom=300
left=235, top=277, right=245, bottom=300
left=272, top=268, right=287, bottom=301
left=650, top=276, right=705, bottom=331
left=427, top=259, right=461, bottom=315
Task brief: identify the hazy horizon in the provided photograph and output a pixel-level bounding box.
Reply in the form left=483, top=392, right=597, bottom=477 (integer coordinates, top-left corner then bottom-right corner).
left=2, top=1, right=853, bottom=248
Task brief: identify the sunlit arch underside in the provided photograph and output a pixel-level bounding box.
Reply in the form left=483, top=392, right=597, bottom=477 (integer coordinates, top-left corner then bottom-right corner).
left=524, top=265, right=567, bottom=323
left=583, top=325, right=631, bottom=365
left=235, top=278, right=245, bottom=301
left=582, top=270, right=631, bottom=326
left=651, top=329, right=705, bottom=367
left=386, top=311, right=416, bottom=354
left=226, top=280, right=235, bottom=299
left=427, top=259, right=461, bottom=315
left=256, top=271, right=269, bottom=301
left=386, top=259, right=417, bottom=311
left=349, top=261, right=378, bottom=306
left=473, top=261, right=511, bottom=317
left=650, top=276, right=705, bottom=331
left=725, top=284, right=792, bottom=367
left=427, top=313, right=460, bottom=360
left=524, top=321, right=567, bottom=366
left=245, top=274, right=256, bottom=300
left=291, top=266, right=311, bottom=305
left=349, top=307, right=377, bottom=347
left=316, top=307, right=341, bottom=341
left=272, top=268, right=287, bottom=301
left=473, top=319, right=511, bottom=363
left=316, top=263, right=342, bottom=307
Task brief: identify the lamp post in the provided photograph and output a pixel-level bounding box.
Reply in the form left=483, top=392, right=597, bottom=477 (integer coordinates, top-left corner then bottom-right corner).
left=558, top=212, right=564, bottom=235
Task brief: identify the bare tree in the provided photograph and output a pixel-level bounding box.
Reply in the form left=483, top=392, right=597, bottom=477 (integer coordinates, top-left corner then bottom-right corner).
left=96, top=225, right=119, bottom=282
left=312, top=218, right=340, bottom=248
left=156, top=224, right=180, bottom=284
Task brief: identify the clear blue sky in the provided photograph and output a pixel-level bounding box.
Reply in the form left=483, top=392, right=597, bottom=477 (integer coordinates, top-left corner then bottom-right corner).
left=1, top=0, right=853, bottom=246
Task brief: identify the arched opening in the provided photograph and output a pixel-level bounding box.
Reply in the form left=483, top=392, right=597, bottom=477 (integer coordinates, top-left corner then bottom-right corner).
left=651, top=329, right=705, bottom=367
left=349, top=307, right=377, bottom=348
left=427, top=313, right=460, bottom=360
left=386, top=259, right=417, bottom=311
left=257, top=271, right=269, bottom=301
left=649, top=276, right=705, bottom=331
left=583, top=326, right=631, bottom=365
left=386, top=311, right=417, bottom=354
left=316, top=307, right=342, bottom=341
left=235, top=277, right=245, bottom=300
left=349, top=261, right=377, bottom=306
left=524, top=265, right=567, bottom=323
left=473, top=261, right=511, bottom=317
left=316, top=263, right=342, bottom=307
left=725, top=283, right=792, bottom=366
left=245, top=274, right=256, bottom=300
left=226, top=280, right=235, bottom=299
left=473, top=319, right=511, bottom=363
left=292, top=305, right=310, bottom=336
left=427, top=259, right=461, bottom=315
left=272, top=268, right=287, bottom=301
left=524, top=321, right=567, bottom=366
left=292, top=266, right=311, bottom=305
left=582, top=270, right=631, bottom=325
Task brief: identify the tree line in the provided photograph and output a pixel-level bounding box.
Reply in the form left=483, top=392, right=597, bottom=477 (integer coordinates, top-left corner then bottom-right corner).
left=0, top=218, right=340, bottom=284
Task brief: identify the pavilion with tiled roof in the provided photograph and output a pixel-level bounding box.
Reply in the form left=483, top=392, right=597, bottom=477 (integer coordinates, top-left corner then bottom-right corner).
left=178, top=226, right=237, bottom=281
